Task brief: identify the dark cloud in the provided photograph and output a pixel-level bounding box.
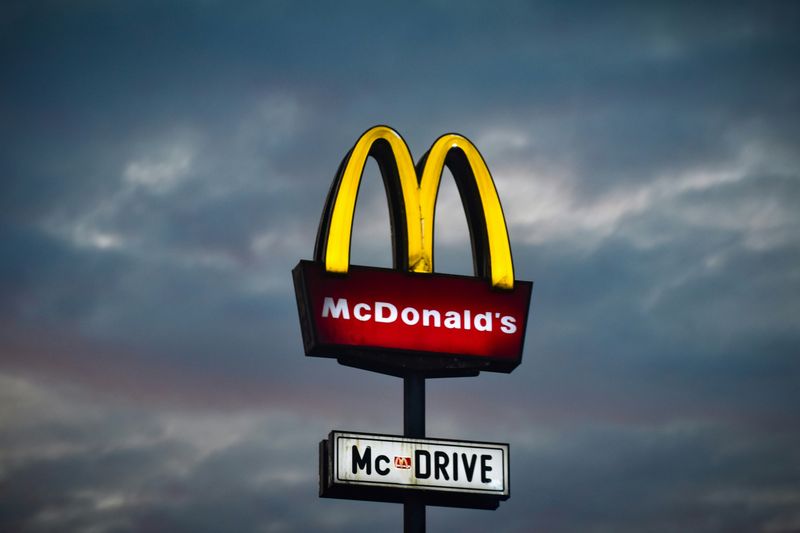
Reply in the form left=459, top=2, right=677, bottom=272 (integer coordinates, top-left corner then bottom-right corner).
left=2, top=0, right=799, bottom=531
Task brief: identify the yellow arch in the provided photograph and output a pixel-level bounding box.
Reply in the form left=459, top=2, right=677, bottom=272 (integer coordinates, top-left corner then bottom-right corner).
left=323, top=126, right=421, bottom=274
left=417, top=134, right=514, bottom=289
left=321, top=126, right=515, bottom=289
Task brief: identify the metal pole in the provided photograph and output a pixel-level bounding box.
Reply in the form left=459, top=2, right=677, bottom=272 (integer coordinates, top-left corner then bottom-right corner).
left=404, top=374, right=425, bottom=437
left=404, top=374, right=425, bottom=533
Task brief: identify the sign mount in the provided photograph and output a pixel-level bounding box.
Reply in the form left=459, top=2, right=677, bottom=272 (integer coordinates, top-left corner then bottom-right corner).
left=294, top=125, right=533, bottom=377
left=292, top=125, right=535, bottom=529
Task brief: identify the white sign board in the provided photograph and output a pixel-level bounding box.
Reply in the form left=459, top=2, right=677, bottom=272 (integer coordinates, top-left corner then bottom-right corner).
left=328, top=431, right=509, bottom=498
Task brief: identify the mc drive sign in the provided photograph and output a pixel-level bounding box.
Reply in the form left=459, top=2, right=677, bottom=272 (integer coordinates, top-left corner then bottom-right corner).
left=319, top=431, right=509, bottom=509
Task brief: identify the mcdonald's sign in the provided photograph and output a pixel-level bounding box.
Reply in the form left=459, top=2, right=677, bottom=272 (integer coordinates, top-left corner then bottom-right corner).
left=293, top=126, right=533, bottom=376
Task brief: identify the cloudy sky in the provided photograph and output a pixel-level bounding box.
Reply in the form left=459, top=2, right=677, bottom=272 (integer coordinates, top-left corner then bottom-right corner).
left=2, top=1, right=799, bottom=531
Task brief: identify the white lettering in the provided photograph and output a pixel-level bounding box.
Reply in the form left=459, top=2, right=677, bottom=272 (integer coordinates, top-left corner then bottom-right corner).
left=322, top=297, right=350, bottom=319
left=375, top=302, right=398, bottom=323
left=401, top=307, right=420, bottom=325
left=474, top=312, right=492, bottom=332
left=422, top=309, right=441, bottom=327
left=319, top=296, right=518, bottom=335
left=500, top=316, right=517, bottom=334
left=444, top=311, right=461, bottom=329
left=354, top=303, right=371, bottom=321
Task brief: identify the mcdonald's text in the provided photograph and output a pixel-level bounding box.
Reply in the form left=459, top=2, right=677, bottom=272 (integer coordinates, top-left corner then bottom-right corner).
left=321, top=297, right=518, bottom=334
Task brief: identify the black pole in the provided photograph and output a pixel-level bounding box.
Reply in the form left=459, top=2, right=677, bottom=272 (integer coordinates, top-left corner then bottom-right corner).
left=404, top=374, right=425, bottom=437
left=404, top=374, right=425, bottom=533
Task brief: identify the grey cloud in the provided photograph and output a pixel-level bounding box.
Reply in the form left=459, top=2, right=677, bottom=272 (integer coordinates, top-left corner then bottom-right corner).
left=0, top=376, right=396, bottom=533
left=2, top=374, right=797, bottom=533
left=0, top=225, right=130, bottom=324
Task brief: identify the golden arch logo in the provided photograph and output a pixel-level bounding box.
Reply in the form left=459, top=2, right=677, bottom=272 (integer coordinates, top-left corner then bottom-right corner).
left=294, top=126, right=532, bottom=376
left=314, top=125, right=515, bottom=289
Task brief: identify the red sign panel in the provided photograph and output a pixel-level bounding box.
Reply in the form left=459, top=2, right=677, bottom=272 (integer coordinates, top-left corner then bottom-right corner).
left=293, top=261, right=532, bottom=374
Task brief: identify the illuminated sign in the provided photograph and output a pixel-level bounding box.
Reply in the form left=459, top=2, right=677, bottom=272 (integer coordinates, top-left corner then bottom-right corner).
left=320, top=431, right=509, bottom=509
left=295, top=261, right=530, bottom=373
left=293, top=126, right=533, bottom=375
